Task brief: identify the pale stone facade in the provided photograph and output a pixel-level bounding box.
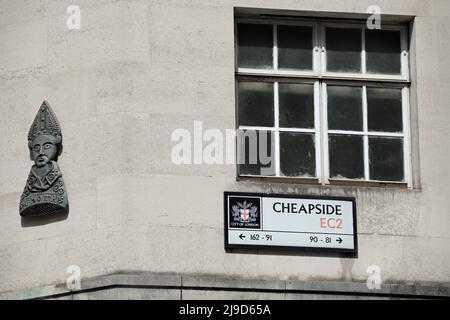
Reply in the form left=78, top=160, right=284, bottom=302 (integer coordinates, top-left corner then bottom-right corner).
left=0, top=0, right=449, bottom=299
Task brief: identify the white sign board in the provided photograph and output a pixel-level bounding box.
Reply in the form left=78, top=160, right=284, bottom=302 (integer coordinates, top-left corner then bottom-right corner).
left=224, top=192, right=357, bottom=253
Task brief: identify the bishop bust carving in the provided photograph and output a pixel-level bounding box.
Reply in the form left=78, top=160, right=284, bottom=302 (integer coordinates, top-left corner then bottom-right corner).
left=20, top=101, right=68, bottom=217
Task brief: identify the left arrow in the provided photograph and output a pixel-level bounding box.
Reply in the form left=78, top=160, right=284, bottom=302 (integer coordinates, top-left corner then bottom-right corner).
left=239, top=234, right=245, bottom=240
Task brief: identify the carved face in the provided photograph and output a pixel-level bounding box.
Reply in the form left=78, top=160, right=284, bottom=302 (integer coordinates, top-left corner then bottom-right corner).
left=30, top=135, right=58, bottom=167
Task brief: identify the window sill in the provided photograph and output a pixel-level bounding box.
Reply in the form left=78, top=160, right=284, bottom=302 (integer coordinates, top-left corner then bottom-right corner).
left=237, top=175, right=409, bottom=189
left=328, top=179, right=408, bottom=189
left=237, top=175, right=320, bottom=185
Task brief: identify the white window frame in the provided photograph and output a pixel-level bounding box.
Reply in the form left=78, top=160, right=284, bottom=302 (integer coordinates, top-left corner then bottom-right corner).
left=320, top=22, right=409, bottom=82
left=321, top=81, right=411, bottom=186
left=235, top=17, right=412, bottom=188
left=236, top=18, right=321, bottom=78
left=236, top=78, right=320, bottom=179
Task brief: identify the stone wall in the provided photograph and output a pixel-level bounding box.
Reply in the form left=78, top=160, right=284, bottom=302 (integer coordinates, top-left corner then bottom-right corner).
left=0, top=0, right=449, bottom=295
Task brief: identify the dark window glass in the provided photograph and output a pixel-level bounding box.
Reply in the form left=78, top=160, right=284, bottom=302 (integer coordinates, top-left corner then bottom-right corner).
left=326, top=27, right=361, bottom=73
left=237, top=23, right=273, bottom=69
left=369, top=137, right=404, bottom=181
left=238, top=130, right=275, bottom=176
left=328, top=85, right=363, bottom=131
left=238, top=82, right=274, bottom=127
left=367, top=87, right=403, bottom=132
left=329, top=135, right=364, bottom=179
left=279, top=83, right=314, bottom=128
left=280, top=132, right=315, bottom=177
left=366, top=30, right=401, bottom=75
left=278, top=25, right=313, bottom=70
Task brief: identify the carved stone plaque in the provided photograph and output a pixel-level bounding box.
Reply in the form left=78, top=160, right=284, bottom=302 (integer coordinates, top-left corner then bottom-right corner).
left=20, top=101, right=68, bottom=217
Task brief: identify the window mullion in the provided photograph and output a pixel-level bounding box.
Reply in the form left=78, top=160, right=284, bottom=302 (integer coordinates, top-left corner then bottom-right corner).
left=314, top=21, right=320, bottom=74
left=320, top=24, right=326, bottom=75
left=402, top=87, right=412, bottom=188
left=273, top=24, right=278, bottom=70
left=363, top=86, right=370, bottom=180
left=314, top=81, right=322, bottom=182
left=401, top=26, right=409, bottom=80
left=361, top=27, right=366, bottom=74
left=321, top=82, right=330, bottom=184
left=274, top=82, right=280, bottom=176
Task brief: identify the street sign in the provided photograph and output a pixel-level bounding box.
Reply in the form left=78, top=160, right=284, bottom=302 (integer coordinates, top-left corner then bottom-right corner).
left=224, top=192, right=357, bottom=254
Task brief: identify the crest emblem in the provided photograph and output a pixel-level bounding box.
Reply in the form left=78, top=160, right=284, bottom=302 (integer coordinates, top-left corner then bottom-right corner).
left=232, top=200, right=258, bottom=223
left=240, top=208, right=250, bottom=221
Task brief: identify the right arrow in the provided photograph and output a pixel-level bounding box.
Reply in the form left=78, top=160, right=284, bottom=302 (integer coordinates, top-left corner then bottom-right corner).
left=336, top=237, right=343, bottom=244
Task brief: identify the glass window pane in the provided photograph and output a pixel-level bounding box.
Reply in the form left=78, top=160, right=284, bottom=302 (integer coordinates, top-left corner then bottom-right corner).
left=279, top=83, right=314, bottom=128
left=366, top=30, right=401, bottom=75
left=369, top=137, right=404, bottom=181
left=280, top=132, right=315, bottom=177
left=238, top=82, right=274, bottom=127
left=367, top=88, right=403, bottom=132
left=329, top=135, right=364, bottom=179
left=237, top=23, right=273, bottom=69
left=278, top=25, right=313, bottom=70
left=326, top=27, right=361, bottom=73
left=327, top=85, right=363, bottom=131
left=238, top=130, right=275, bottom=176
